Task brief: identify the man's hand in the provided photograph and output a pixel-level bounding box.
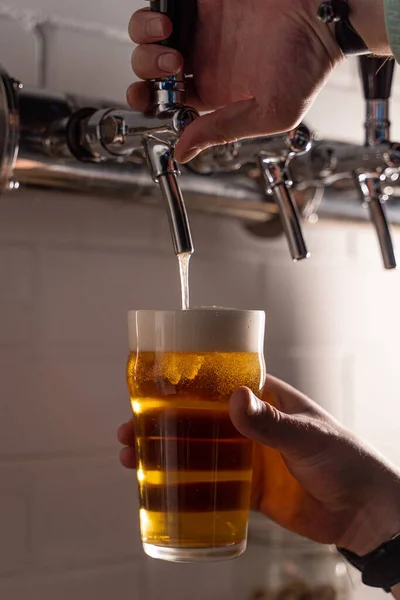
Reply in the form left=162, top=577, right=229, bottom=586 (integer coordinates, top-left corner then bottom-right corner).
left=127, top=0, right=341, bottom=163
left=118, top=375, right=400, bottom=557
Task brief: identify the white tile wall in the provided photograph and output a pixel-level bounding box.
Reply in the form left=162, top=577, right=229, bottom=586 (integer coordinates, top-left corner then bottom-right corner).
left=31, top=457, right=140, bottom=567
left=0, top=354, right=128, bottom=456
left=41, top=22, right=132, bottom=101
left=145, top=558, right=238, bottom=600
left=0, top=241, right=38, bottom=343
left=0, top=563, right=145, bottom=600
left=0, top=2, right=399, bottom=600
left=5, top=0, right=133, bottom=31
left=0, top=17, right=40, bottom=86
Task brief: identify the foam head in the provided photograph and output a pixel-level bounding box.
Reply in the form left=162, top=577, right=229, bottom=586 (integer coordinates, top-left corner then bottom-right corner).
left=128, top=307, right=265, bottom=353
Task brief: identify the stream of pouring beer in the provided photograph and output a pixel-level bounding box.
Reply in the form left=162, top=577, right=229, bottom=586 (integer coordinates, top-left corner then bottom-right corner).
left=178, top=252, right=191, bottom=310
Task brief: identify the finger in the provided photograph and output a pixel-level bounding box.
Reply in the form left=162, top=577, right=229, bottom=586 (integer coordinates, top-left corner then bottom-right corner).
left=119, top=447, right=137, bottom=469
left=174, top=94, right=299, bottom=164
left=132, top=45, right=183, bottom=80
left=129, top=9, right=172, bottom=44
left=127, top=81, right=151, bottom=113
left=174, top=99, right=264, bottom=163
left=229, top=387, right=333, bottom=462
left=117, top=420, right=135, bottom=446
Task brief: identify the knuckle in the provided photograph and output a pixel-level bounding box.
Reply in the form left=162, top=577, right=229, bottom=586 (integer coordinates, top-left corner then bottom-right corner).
left=254, top=403, right=281, bottom=441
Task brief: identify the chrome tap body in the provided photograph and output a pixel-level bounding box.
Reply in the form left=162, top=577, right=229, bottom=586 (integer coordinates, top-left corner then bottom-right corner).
left=188, top=125, right=312, bottom=261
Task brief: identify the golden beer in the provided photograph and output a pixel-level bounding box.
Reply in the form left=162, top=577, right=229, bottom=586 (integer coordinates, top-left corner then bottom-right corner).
left=127, top=309, right=265, bottom=562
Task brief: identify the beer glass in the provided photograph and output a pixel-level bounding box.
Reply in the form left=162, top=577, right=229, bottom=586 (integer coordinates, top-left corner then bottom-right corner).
left=126, top=308, right=266, bottom=562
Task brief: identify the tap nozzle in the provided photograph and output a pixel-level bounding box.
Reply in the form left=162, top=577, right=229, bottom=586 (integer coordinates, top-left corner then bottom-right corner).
left=184, top=124, right=312, bottom=261
left=72, top=104, right=197, bottom=257
left=355, top=172, right=396, bottom=269
left=259, top=155, right=310, bottom=261
left=143, top=135, right=193, bottom=255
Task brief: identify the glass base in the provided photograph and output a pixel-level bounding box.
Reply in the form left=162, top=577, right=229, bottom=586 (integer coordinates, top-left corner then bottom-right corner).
left=143, top=539, right=247, bottom=563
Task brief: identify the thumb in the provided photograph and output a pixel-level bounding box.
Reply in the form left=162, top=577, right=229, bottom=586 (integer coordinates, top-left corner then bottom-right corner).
left=175, top=98, right=275, bottom=163
left=229, top=387, right=327, bottom=461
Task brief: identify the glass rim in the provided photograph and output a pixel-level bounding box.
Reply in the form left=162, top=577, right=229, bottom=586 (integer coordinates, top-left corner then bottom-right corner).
left=128, top=307, right=265, bottom=318
left=128, top=307, right=265, bottom=355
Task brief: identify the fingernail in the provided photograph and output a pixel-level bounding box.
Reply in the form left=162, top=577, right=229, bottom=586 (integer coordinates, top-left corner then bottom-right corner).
left=147, top=17, right=164, bottom=38
left=158, top=52, right=179, bottom=73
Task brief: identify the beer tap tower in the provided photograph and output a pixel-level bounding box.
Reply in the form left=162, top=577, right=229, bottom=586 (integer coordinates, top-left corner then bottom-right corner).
left=1, top=11, right=400, bottom=269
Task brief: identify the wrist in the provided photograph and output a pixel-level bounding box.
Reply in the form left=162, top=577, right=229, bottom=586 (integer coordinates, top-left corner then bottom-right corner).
left=340, top=495, right=400, bottom=556
left=349, top=0, right=390, bottom=54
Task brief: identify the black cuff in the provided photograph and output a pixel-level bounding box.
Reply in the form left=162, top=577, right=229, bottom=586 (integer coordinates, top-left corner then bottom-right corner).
left=338, top=533, right=400, bottom=593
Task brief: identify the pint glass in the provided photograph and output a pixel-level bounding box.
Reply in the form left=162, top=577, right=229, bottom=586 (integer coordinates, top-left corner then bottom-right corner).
left=126, top=308, right=266, bottom=562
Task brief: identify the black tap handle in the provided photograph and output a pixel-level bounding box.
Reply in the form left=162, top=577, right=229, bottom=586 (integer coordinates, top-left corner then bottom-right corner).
left=150, top=0, right=197, bottom=58
left=359, top=56, right=395, bottom=100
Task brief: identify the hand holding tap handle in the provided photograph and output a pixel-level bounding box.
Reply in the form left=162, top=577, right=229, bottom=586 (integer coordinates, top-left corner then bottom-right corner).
left=74, top=0, right=198, bottom=256
left=144, top=0, right=199, bottom=255
left=147, top=0, right=198, bottom=115
left=128, top=0, right=342, bottom=164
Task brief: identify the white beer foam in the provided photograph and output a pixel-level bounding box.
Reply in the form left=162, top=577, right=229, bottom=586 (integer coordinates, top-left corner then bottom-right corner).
left=127, top=307, right=265, bottom=353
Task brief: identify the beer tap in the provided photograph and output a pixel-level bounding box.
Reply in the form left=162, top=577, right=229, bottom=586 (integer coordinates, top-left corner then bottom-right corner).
left=74, top=0, right=199, bottom=257
left=356, top=56, right=396, bottom=269
left=257, top=126, right=311, bottom=261
left=188, top=125, right=312, bottom=261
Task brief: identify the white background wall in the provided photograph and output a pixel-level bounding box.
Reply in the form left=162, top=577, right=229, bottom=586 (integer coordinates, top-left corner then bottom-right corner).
left=0, top=2, right=399, bottom=599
